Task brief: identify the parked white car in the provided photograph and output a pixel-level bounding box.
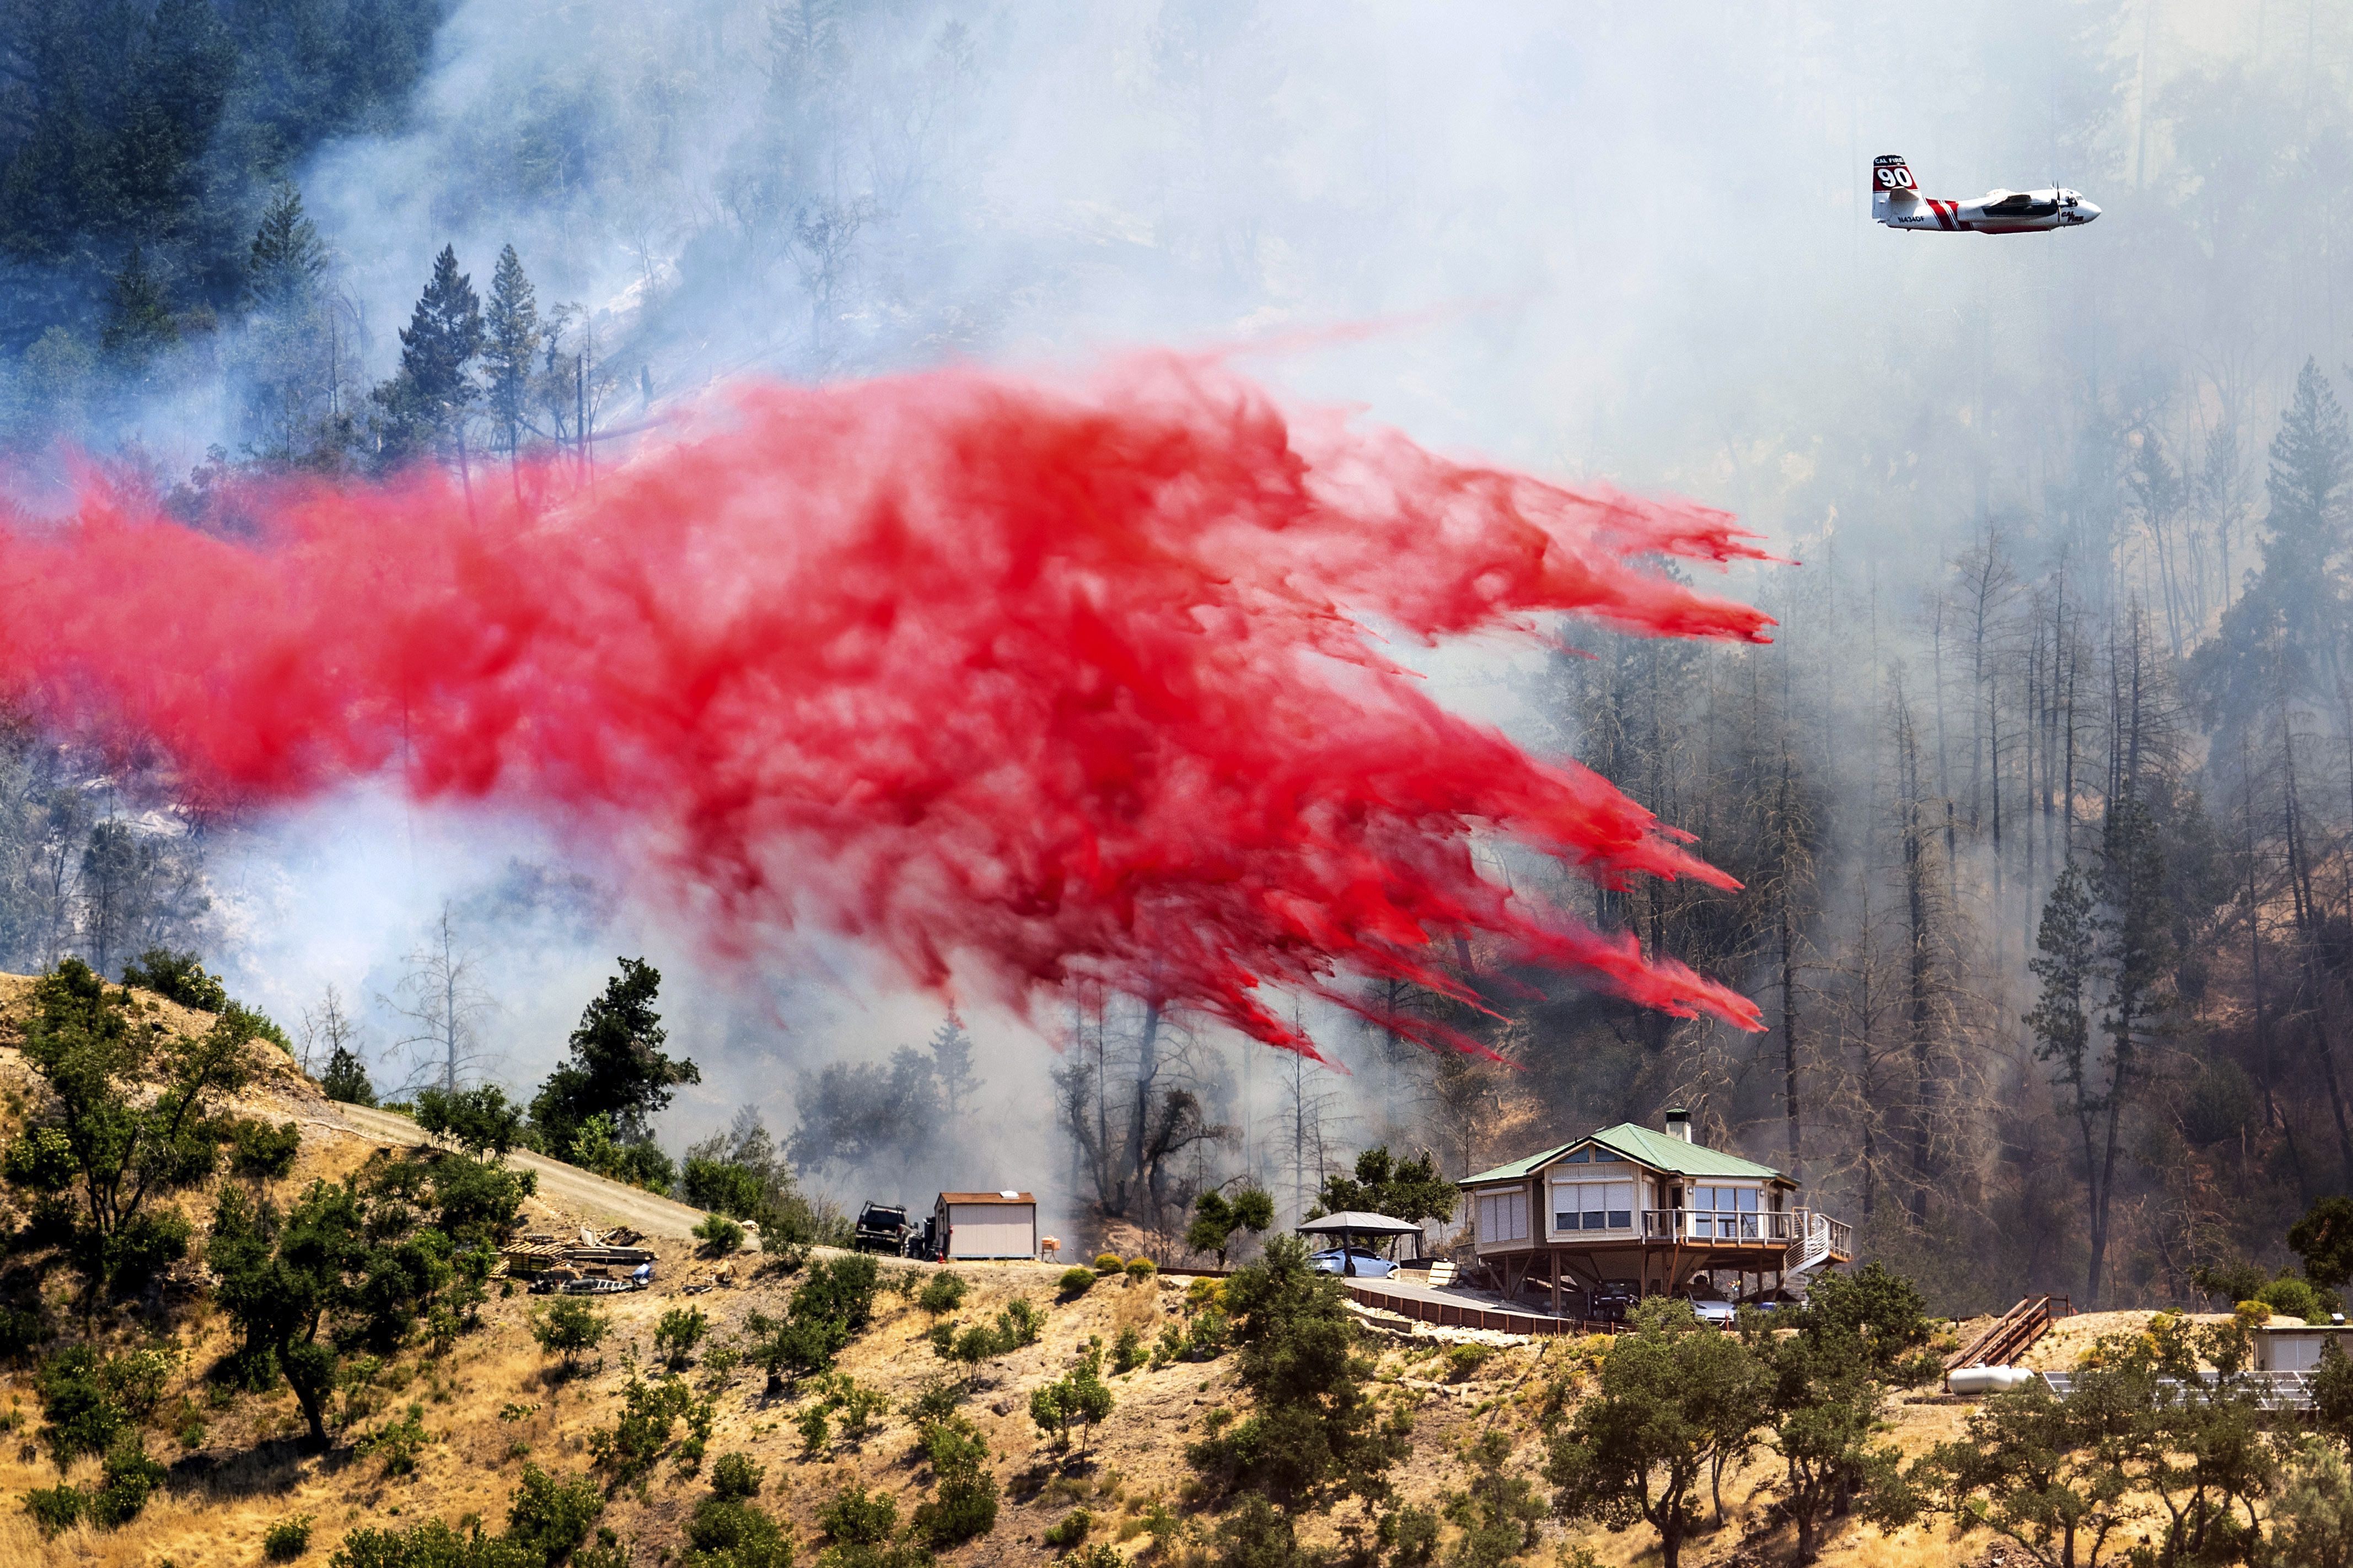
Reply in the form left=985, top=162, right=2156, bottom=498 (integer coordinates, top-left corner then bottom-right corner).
left=1310, top=1247, right=1398, bottom=1279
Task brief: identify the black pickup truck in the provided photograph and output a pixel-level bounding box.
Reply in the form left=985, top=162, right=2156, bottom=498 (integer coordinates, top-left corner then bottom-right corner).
left=853, top=1201, right=910, bottom=1254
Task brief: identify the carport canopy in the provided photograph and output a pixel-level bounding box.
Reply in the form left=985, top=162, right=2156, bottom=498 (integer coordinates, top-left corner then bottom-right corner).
left=1297, top=1211, right=1425, bottom=1240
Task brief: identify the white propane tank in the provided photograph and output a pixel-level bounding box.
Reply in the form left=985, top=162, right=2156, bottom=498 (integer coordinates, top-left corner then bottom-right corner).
left=1947, top=1365, right=2038, bottom=1395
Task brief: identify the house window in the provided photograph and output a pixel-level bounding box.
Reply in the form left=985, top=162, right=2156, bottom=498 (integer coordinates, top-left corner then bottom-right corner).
left=1552, top=1180, right=1635, bottom=1233
left=1690, top=1185, right=1760, bottom=1238
left=1476, top=1189, right=1528, bottom=1245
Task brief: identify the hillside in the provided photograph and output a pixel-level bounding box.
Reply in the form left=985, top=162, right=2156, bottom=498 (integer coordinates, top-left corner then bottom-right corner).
left=0, top=996, right=2017, bottom=1568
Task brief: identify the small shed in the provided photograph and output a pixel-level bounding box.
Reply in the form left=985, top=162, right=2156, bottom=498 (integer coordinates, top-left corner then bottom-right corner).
left=2255, top=1322, right=2353, bottom=1371
left=933, top=1190, right=1039, bottom=1260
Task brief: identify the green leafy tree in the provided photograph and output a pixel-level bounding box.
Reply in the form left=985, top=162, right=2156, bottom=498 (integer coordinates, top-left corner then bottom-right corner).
left=1186, top=1184, right=1276, bottom=1267
left=415, top=1082, right=527, bottom=1161
left=531, top=958, right=699, bottom=1162
left=1749, top=1265, right=1937, bottom=1562
left=1310, top=1147, right=1458, bottom=1225
left=1909, top=1355, right=2191, bottom=1568
left=1030, top=1345, right=1115, bottom=1454
left=119, top=947, right=228, bottom=1010
left=1545, top=1298, right=1770, bottom=1568
left=209, top=1179, right=369, bottom=1445
left=1185, top=1234, right=1410, bottom=1509
left=2274, top=1438, right=2353, bottom=1568
left=10, top=958, right=258, bottom=1313
left=744, top=1253, right=882, bottom=1391
left=2293, top=1198, right=2353, bottom=1292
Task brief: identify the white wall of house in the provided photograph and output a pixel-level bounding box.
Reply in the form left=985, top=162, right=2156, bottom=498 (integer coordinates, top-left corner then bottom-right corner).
left=1472, top=1185, right=1531, bottom=1251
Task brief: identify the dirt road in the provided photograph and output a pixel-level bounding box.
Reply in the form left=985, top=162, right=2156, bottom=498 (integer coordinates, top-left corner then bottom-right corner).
left=327, top=1102, right=714, bottom=1240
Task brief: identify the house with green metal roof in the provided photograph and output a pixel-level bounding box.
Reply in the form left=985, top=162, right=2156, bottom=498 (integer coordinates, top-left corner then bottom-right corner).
left=1458, top=1107, right=1853, bottom=1314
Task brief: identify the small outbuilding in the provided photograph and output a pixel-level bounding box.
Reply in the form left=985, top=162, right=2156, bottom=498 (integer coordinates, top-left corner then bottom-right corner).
left=932, top=1190, right=1039, bottom=1260
left=2254, top=1321, right=2353, bottom=1372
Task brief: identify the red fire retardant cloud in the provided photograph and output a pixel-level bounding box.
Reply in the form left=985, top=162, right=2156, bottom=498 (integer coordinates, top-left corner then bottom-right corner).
left=5, top=354, right=1776, bottom=1058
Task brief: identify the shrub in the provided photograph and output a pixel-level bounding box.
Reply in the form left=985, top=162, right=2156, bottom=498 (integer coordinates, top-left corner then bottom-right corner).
left=910, top=1375, right=960, bottom=1422
left=533, top=1296, right=610, bottom=1370
left=1044, top=1509, right=1093, bottom=1549
left=1213, top=1495, right=1305, bottom=1568
left=506, top=1463, right=605, bottom=1562
left=1185, top=1307, right=1231, bottom=1360
left=913, top=1464, right=1000, bottom=1545
left=25, top=1484, right=82, bottom=1535
left=798, top=1403, right=832, bottom=1454
left=1002, top=1297, right=1044, bottom=1346
left=2260, top=1275, right=2332, bottom=1324
left=264, top=1513, right=316, bottom=1560
left=918, top=1272, right=969, bottom=1316
left=1447, top=1344, right=1498, bottom=1380
left=1111, top=1327, right=1145, bottom=1374
left=358, top=1404, right=429, bottom=1475
left=1124, top=1257, right=1157, bottom=1285
left=1382, top=1503, right=1442, bottom=1568
left=656, top=1306, right=710, bottom=1370
left=712, top=1451, right=764, bottom=1500
left=1057, top=1267, right=1097, bottom=1300
left=820, top=1480, right=900, bottom=1544
left=686, top=1494, right=793, bottom=1568
left=694, top=1214, right=745, bottom=1255
left=1093, top=1253, right=1124, bottom=1275
left=590, top=1372, right=698, bottom=1479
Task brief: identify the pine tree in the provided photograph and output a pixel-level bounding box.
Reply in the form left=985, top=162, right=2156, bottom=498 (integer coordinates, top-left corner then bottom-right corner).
left=243, top=185, right=327, bottom=311
left=372, top=245, right=484, bottom=461
left=2266, top=357, right=2351, bottom=568
left=99, top=245, right=176, bottom=371
left=2250, top=358, right=2352, bottom=670
left=482, top=244, right=539, bottom=457
left=929, top=1011, right=977, bottom=1119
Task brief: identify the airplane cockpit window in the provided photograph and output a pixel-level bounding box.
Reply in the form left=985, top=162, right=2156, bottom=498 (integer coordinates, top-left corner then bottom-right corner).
left=1986, top=192, right=2058, bottom=217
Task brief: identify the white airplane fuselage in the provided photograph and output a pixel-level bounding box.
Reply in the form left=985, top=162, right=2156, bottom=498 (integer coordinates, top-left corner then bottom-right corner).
left=1869, top=155, right=2099, bottom=234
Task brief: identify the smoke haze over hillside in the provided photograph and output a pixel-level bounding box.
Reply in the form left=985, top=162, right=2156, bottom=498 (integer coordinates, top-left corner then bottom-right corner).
left=0, top=0, right=2345, bottom=1294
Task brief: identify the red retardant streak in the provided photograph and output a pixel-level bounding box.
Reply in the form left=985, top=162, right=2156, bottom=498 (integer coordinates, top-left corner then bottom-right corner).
left=4, top=354, right=1775, bottom=1057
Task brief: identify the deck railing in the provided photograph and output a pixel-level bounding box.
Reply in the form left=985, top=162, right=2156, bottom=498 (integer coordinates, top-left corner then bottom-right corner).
left=1633, top=1208, right=1854, bottom=1256
left=1640, top=1208, right=1801, bottom=1242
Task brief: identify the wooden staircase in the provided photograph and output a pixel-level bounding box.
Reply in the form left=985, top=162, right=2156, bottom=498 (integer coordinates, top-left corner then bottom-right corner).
left=1947, top=1295, right=2072, bottom=1371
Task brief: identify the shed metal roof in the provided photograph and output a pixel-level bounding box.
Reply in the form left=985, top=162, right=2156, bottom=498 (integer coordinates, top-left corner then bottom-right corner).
left=937, top=1192, right=1035, bottom=1205
left=1462, top=1123, right=1786, bottom=1186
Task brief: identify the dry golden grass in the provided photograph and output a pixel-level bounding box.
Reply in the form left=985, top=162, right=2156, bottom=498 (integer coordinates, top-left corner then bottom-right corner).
left=0, top=1001, right=2021, bottom=1568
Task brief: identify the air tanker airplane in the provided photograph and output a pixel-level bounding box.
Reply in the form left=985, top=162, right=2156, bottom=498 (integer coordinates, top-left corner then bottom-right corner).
left=1871, top=154, right=2100, bottom=233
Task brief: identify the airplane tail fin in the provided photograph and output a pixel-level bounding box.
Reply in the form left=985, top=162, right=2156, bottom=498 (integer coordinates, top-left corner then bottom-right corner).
left=1872, top=154, right=1917, bottom=198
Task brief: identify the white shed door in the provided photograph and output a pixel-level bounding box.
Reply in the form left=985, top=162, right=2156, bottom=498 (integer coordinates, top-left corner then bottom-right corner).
left=947, top=1204, right=1033, bottom=1257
